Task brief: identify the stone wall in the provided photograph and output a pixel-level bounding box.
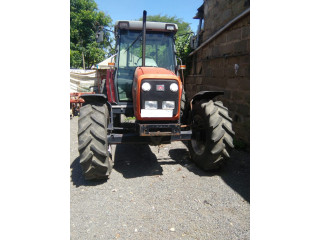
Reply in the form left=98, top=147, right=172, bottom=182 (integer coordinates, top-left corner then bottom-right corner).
left=186, top=0, right=250, bottom=146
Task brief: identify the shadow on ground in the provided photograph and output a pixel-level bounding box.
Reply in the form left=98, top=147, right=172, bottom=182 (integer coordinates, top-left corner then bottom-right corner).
left=169, top=148, right=250, bottom=203
left=219, top=150, right=250, bottom=202
left=113, top=144, right=163, bottom=178
left=70, top=156, right=109, bottom=187
left=71, top=143, right=249, bottom=202
left=70, top=144, right=178, bottom=186
left=169, top=148, right=217, bottom=177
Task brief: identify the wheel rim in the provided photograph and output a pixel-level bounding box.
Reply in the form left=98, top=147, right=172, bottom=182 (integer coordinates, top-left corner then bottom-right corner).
left=191, top=114, right=206, bottom=155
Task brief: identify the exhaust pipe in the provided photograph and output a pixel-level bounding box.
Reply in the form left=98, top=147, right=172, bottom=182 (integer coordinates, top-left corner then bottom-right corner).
left=142, top=10, right=147, bottom=67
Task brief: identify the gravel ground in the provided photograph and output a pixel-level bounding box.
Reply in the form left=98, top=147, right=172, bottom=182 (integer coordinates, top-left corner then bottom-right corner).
left=70, top=116, right=250, bottom=240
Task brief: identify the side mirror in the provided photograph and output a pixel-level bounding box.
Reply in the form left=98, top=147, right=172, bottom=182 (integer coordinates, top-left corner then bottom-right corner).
left=96, top=30, right=104, bottom=43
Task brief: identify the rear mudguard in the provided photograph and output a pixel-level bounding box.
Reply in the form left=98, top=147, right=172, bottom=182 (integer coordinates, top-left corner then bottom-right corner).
left=191, top=91, right=224, bottom=103
left=181, top=91, right=224, bottom=124
left=80, top=94, right=107, bottom=104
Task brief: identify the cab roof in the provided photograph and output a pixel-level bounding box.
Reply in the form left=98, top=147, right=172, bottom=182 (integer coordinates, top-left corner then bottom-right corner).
left=115, top=21, right=178, bottom=33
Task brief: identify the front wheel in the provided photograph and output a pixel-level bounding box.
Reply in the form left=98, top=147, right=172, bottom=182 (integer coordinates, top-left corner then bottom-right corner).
left=78, top=103, right=113, bottom=180
left=188, top=100, right=235, bottom=170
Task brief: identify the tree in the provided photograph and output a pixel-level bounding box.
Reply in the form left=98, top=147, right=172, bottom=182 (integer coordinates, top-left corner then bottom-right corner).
left=139, top=14, right=193, bottom=75
left=70, top=0, right=113, bottom=69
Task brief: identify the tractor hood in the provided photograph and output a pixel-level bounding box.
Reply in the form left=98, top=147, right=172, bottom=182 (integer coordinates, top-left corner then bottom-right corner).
left=132, top=67, right=182, bottom=121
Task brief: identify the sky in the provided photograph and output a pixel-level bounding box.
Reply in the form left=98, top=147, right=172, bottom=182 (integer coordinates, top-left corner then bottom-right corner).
left=95, top=0, right=204, bottom=33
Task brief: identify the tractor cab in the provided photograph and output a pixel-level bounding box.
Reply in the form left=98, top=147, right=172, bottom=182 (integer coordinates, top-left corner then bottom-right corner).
left=114, top=20, right=179, bottom=103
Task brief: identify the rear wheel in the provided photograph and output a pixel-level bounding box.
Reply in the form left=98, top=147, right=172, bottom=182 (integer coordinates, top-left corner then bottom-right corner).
left=78, top=103, right=112, bottom=180
left=188, top=100, right=234, bottom=170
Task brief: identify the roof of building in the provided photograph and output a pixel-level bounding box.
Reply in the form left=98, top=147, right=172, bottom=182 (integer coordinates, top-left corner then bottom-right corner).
left=193, top=3, right=204, bottom=19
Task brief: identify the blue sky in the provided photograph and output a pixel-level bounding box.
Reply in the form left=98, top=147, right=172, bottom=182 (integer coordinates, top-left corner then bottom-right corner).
left=95, top=0, right=204, bottom=33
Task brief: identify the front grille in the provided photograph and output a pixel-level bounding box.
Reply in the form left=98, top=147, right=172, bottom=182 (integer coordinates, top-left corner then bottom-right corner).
left=140, top=79, right=179, bottom=116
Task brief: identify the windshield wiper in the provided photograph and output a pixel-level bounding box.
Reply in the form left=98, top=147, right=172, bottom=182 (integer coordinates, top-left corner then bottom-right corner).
left=123, top=32, right=142, bottom=54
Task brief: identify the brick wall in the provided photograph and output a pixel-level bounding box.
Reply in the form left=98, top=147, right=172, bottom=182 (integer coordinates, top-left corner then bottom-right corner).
left=186, top=0, right=250, bottom=146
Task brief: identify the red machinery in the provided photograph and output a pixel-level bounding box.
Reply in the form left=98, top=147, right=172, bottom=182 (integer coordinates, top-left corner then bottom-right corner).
left=70, top=92, right=95, bottom=117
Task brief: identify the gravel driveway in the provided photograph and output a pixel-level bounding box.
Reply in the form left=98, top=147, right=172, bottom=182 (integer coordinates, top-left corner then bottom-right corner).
left=70, top=116, right=250, bottom=240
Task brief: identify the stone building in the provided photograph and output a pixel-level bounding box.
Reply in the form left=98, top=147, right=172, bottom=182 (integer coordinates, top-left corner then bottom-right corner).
left=186, top=0, right=250, bottom=147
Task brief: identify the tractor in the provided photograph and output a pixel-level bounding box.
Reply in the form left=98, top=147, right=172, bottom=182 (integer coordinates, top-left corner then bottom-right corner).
left=78, top=11, right=234, bottom=180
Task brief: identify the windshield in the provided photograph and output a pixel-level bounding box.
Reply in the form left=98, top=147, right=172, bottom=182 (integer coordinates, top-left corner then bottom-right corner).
left=116, top=30, right=176, bottom=101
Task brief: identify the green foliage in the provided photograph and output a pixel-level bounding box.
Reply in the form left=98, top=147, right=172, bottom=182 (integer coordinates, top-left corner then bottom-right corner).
left=140, top=15, right=191, bottom=35
left=175, top=33, right=193, bottom=77
left=139, top=14, right=193, bottom=77
left=70, top=49, right=82, bottom=67
left=70, top=0, right=113, bottom=68
left=86, top=42, right=107, bottom=66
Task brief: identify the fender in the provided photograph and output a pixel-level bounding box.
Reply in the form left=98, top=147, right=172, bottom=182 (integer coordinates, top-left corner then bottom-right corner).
left=181, top=91, right=224, bottom=125
left=191, top=91, right=224, bottom=103
left=80, top=94, right=107, bottom=104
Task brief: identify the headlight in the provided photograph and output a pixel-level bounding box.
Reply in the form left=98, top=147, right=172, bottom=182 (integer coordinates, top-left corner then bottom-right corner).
left=170, top=83, right=178, bottom=92
left=141, top=82, right=151, bottom=91
left=145, top=101, right=158, bottom=109
left=162, top=101, right=175, bottom=110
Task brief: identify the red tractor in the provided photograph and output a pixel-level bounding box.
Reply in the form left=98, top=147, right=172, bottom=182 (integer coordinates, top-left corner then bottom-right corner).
left=78, top=11, right=234, bottom=180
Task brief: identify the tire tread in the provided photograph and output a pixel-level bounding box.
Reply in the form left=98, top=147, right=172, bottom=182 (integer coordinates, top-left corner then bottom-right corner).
left=77, top=103, right=112, bottom=180
left=188, top=100, right=234, bottom=170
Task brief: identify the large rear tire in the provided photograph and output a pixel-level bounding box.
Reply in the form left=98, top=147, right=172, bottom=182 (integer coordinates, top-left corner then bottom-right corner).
left=78, top=103, right=112, bottom=180
left=188, top=100, right=234, bottom=170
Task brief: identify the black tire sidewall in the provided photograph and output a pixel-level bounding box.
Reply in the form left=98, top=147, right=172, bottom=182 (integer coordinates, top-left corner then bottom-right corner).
left=188, top=100, right=215, bottom=169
